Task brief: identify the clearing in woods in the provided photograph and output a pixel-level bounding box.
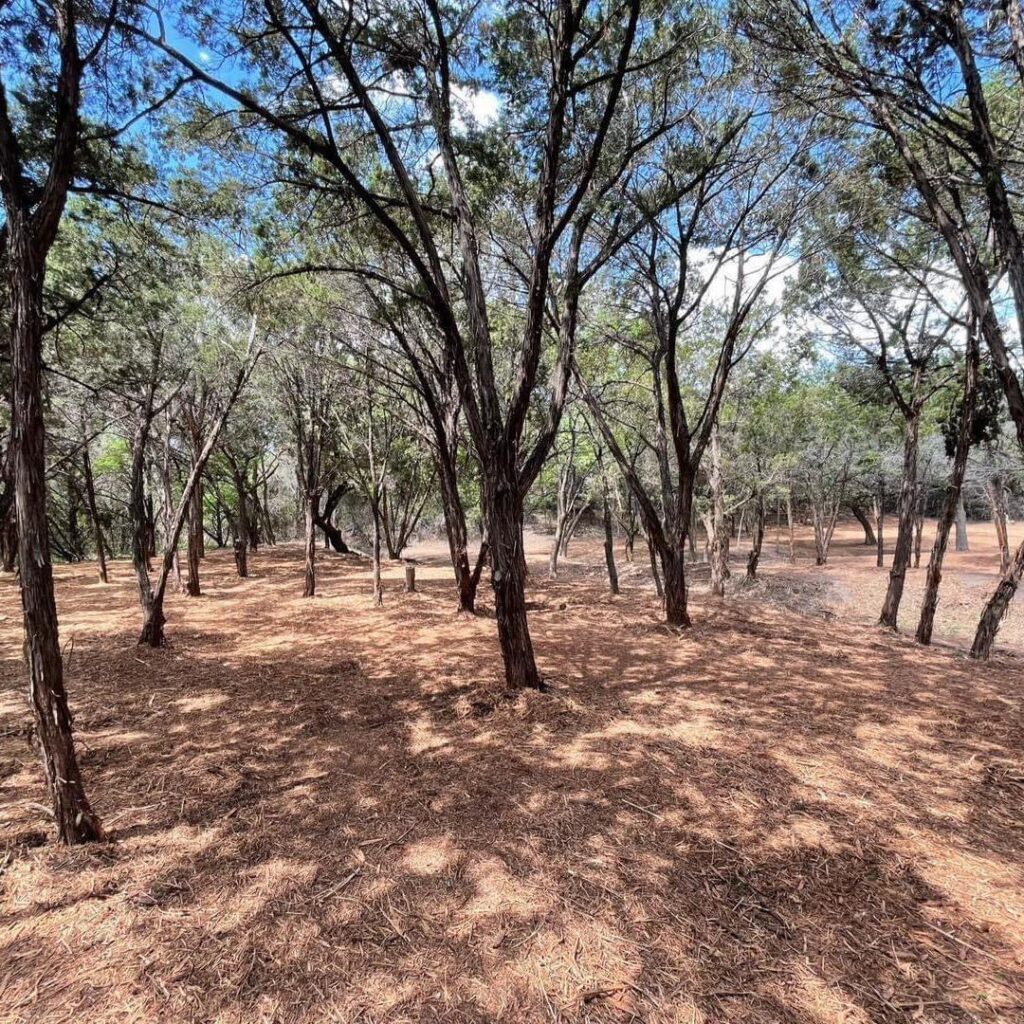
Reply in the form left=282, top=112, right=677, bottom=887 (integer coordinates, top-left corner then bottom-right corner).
left=1, top=520, right=1022, bottom=1023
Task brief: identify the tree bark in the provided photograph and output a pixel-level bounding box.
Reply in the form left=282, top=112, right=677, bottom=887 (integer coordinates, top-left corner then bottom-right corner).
left=81, top=441, right=107, bottom=583
left=138, top=321, right=259, bottom=645
left=600, top=470, right=619, bottom=595
left=986, top=474, right=1010, bottom=574
left=880, top=415, right=920, bottom=629
left=484, top=468, right=542, bottom=689
left=647, top=531, right=664, bottom=598
left=849, top=502, right=877, bottom=546
left=746, top=497, right=765, bottom=580
left=955, top=494, right=969, bottom=552
left=303, top=490, right=317, bottom=598
left=6, top=214, right=105, bottom=843
left=186, top=482, right=202, bottom=596
left=661, top=545, right=690, bottom=626
left=971, top=538, right=1024, bottom=660
left=874, top=481, right=885, bottom=568
left=917, top=338, right=977, bottom=646
left=785, top=491, right=796, bottom=563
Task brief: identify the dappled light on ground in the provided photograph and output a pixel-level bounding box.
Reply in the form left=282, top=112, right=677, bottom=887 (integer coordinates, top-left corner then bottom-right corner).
left=1, top=528, right=1022, bottom=1022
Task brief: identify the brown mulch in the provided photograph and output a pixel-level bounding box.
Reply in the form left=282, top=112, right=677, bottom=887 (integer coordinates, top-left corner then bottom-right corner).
left=1, top=532, right=1022, bottom=1023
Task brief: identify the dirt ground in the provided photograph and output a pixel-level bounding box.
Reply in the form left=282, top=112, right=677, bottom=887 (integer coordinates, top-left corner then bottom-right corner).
left=1, top=519, right=1023, bottom=1023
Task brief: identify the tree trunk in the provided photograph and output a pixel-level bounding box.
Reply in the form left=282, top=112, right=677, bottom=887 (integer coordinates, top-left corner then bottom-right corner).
left=707, top=424, right=728, bottom=597
left=747, top=498, right=765, bottom=580
left=955, top=494, right=969, bottom=552
left=81, top=442, right=107, bottom=583
left=986, top=474, right=1010, bottom=574
left=233, top=537, right=248, bottom=578
left=159, top=423, right=183, bottom=593
left=2, top=512, right=17, bottom=573
left=913, top=501, right=924, bottom=570
left=186, top=482, right=202, bottom=596
left=8, top=222, right=105, bottom=844
left=880, top=415, right=920, bottom=629
left=970, top=538, right=1024, bottom=659
left=371, top=494, right=384, bottom=607
left=484, top=468, right=542, bottom=689
left=303, top=491, right=317, bottom=598
left=601, top=474, right=619, bottom=595
left=130, top=417, right=157, bottom=626
left=661, top=543, right=690, bottom=626
left=785, top=491, right=796, bottom=563
left=647, top=531, right=664, bottom=598
left=874, top=481, right=885, bottom=568
left=850, top=502, right=877, bottom=546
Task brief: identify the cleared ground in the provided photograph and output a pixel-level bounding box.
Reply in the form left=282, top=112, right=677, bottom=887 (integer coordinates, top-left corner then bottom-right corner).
left=1, top=520, right=1022, bottom=1023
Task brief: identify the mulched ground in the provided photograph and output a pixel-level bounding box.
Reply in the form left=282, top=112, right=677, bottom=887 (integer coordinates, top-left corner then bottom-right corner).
left=1, top=528, right=1022, bottom=1023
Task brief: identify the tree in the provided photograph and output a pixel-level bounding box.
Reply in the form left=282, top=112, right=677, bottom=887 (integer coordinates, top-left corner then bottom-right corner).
left=126, top=0, right=694, bottom=688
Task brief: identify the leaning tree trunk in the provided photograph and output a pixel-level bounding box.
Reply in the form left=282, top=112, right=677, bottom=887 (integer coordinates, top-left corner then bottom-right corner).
left=483, top=463, right=542, bottom=690
left=8, top=226, right=105, bottom=844
left=647, top=531, right=664, bottom=599
left=138, top=325, right=258, bottom=645
left=971, top=538, right=1024, bottom=660
left=850, top=502, right=877, bottom=547
left=917, top=347, right=977, bottom=645
left=880, top=416, right=920, bottom=629
left=434, top=450, right=479, bottom=613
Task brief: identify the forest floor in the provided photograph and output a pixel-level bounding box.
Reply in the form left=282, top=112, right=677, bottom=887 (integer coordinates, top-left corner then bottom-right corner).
left=1, top=519, right=1023, bottom=1024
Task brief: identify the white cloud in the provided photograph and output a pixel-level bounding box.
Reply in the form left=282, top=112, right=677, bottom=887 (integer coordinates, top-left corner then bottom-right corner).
left=449, top=83, right=501, bottom=132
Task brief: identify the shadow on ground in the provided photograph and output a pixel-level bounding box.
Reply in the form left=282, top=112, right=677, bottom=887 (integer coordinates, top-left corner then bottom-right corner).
left=1, top=541, right=1022, bottom=1023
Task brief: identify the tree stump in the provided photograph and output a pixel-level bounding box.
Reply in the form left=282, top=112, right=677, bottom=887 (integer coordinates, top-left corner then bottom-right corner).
left=405, top=563, right=416, bottom=592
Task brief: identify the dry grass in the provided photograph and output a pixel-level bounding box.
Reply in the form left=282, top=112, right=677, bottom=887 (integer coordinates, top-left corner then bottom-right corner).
left=1, top=520, right=1022, bottom=1023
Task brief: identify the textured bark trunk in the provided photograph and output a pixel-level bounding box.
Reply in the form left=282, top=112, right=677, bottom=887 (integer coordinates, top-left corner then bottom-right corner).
left=130, top=418, right=156, bottom=626
left=601, top=480, right=619, bottom=595
left=303, top=492, right=317, bottom=598
left=955, top=494, right=969, bottom=552
left=81, top=443, right=107, bottom=583
left=186, top=484, right=202, bottom=596
left=548, top=513, right=566, bottom=578
left=2, top=513, right=16, bottom=573
left=918, top=338, right=978, bottom=645
left=785, top=492, right=796, bottom=564
left=233, top=537, right=248, bottom=577
left=746, top=499, right=765, bottom=580
left=371, top=494, right=383, bottom=607
left=986, top=475, right=1010, bottom=574
left=159, top=428, right=183, bottom=593
left=913, top=505, right=924, bottom=570
left=647, top=532, right=664, bottom=598
left=707, top=424, right=728, bottom=596
left=873, top=482, right=885, bottom=568
left=484, top=467, right=542, bottom=689
left=880, top=416, right=920, bottom=629
left=971, top=538, right=1024, bottom=660
left=8, top=224, right=104, bottom=843
left=850, top=502, right=877, bottom=546
left=661, top=543, right=690, bottom=626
